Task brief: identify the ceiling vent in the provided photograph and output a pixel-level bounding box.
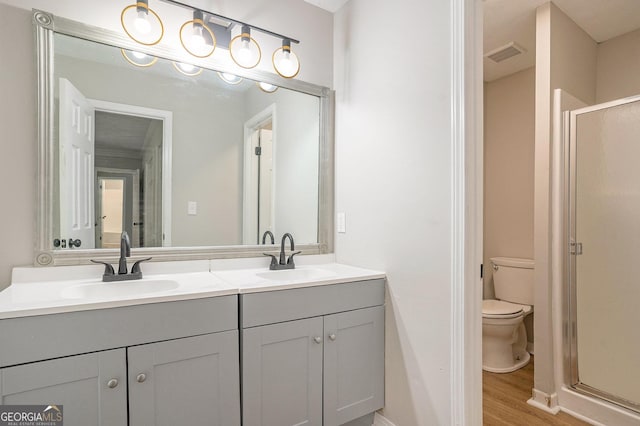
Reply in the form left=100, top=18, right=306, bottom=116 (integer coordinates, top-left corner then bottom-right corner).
left=485, top=42, right=526, bottom=63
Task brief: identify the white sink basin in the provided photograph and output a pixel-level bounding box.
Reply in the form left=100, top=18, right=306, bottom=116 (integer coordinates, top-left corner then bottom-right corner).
left=61, top=279, right=180, bottom=299
left=255, top=268, right=335, bottom=282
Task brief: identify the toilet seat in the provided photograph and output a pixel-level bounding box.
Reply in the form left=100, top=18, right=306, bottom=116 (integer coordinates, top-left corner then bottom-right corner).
left=482, top=299, right=531, bottom=319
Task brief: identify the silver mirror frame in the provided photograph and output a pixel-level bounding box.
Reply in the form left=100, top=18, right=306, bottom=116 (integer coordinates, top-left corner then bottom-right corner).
left=33, top=9, right=334, bottom=266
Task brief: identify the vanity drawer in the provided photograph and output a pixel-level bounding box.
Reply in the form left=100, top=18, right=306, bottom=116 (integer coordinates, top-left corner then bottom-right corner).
left=0, top=295, right=237, bottom=368
left=240, top=279, right=385, bottom=328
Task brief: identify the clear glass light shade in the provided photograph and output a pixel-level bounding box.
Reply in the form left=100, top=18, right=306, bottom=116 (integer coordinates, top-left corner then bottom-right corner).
left=229, top=29, right=261, bottom=69
left=172, top=62, right=203, bottom=76
left=272, top=46, right=300, bottom=78
left=121, top=3, right=164, bottom=45
left=218, top=72, right=243, bottom=85
left=121, top=49, right=158, bottom=67
left=179, top=19, right=216, bottom=58
left=257, top=82, right=278, bottom=93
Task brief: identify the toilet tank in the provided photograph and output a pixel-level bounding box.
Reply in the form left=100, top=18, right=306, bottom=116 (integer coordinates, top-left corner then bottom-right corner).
left=491, top=257, right=534, bottom=306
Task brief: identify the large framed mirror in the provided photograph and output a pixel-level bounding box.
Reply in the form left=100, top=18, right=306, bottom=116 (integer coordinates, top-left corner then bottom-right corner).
left=33, top=10, right=333, bottom=266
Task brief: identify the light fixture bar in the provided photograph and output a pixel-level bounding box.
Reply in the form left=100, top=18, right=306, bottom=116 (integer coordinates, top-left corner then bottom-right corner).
left=159, top=0, right=300, bottom=44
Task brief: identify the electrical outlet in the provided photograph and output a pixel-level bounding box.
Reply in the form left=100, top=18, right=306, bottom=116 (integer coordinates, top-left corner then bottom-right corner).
left=188, top=201, right=197, bottom=215
left=337, top=212, right=346, bottom=233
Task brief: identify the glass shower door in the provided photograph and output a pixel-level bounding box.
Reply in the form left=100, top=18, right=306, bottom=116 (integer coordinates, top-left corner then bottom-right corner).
left=569, top=96, right=640, bottom=412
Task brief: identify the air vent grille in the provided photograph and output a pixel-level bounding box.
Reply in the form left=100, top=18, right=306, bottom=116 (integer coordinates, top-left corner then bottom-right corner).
left=485, top=42, right=526, bottom=63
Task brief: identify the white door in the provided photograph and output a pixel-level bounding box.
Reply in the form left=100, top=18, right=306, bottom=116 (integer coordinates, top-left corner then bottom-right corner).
left=258, top=128, right=273, bottom=239
left=59, top=78, right=95, bottom=248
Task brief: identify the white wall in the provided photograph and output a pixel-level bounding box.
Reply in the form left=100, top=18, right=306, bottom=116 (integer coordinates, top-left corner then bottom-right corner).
left=334, top=0, right=455, bottom=424
left=596, top=28, right=640, bottom=103
left=483, top=67, right=535, bottom=300
left=0, top=0, right=333, bottom=288
left=0, top=5, right=36, bottom=290
left=534, top=0, right=596, bottom=403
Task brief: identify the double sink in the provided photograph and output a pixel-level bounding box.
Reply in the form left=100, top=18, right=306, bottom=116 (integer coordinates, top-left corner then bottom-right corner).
left=0, top=258, right=383, bottom=319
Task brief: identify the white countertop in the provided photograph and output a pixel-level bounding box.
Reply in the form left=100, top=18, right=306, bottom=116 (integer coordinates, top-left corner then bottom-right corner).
left=0, top=256, right=385, bottom=319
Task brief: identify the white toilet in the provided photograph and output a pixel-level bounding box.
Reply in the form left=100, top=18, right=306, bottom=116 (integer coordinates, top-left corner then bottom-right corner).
left=482, top=257, right=534, bottom=373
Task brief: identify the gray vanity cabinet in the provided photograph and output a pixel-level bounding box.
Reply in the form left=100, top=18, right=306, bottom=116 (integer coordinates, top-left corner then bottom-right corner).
left=0, top=295, right=240, bottom=426
left=128, top=331, right=240, bottom=426
left=240, top=279, right=385, bottom=426
left=0, top=349, right=128, bottom=425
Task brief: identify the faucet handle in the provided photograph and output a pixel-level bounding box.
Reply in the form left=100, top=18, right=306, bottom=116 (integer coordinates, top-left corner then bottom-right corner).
left=287, top=251, right=302, bottom=265
left=131, top=257, right=152, bottom=274
left=90, top=260, right=115, bottom=276
left=263, top=253, right=278, bottom=267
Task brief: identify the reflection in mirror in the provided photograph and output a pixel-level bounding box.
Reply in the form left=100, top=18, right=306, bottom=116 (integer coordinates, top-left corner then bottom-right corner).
left=53, top=32, right=320, bottom=250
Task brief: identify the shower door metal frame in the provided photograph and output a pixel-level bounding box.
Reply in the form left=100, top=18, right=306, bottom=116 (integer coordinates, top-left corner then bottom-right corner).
left=565, top=94, right=640, bottom=414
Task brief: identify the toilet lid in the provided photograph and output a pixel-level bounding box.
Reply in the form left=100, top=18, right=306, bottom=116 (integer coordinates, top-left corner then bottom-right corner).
left=482, top=299, right=523, bottom=316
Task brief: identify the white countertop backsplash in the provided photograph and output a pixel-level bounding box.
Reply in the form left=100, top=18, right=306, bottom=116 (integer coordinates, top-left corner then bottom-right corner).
left=0, top=255, right=385, bottom=319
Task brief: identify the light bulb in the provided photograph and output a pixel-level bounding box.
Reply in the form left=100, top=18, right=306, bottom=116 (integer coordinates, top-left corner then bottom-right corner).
left=258, top=82, right=278, bottom=93
left=238, top=40, right=253, bottom=63
left=134, top=10, right=151, bottom=34
left=191, top=26, right=205, bottom=48
left=132, top=51, right=147, bottom=59
left=278, top=51, right=295, bottom=75
left=178, top=63, right=195, bottom=72
left=221, top=73, right=241, bottom=84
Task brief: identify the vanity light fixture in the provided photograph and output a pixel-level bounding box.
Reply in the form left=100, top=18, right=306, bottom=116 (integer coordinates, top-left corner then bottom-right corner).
left=179, top=10, right=216, bottom=58
left=172, top=61, right=203, bottom=76
left=121, top=49, right=159, bottom=67
left=121, top=0, right=302, bottom=78
left=218, top=72, right=243, bottom=85
left=257, top=82, right=278, bottom=93
left=273, top=39, right=300, bottom=78
left=121, top=0, right=164, bottom=46
left=229, top=25, right=261, bottom=69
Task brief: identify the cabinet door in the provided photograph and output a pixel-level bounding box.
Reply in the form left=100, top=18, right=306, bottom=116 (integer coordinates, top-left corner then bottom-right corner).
left=0, top=349, right=127, bottom=426
left=128, top=331, right=240, bottom=426
left=324, top=306, right=385, bottom=426
left=242, top=317, right=323, bottom=426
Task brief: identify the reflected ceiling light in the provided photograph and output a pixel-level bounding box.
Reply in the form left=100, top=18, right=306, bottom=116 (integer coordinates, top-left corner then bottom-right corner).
left=172, top=61, right=203, bottom=76
left=257, top=82, right=278, bottom=93
left=229, top=25, right=261, bottom=69
left=121, top=49, right=158, bottom=67
left=179, top=10, right=216, bottom=58
left=218, top=72, right=243, bottom=85
left=121, top=0, right=164, bottom=45
left=273, top=39, right=300, bottom=78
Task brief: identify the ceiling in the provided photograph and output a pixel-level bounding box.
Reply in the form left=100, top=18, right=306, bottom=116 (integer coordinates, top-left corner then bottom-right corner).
left=302, top=0, right=349, bottom=13
left=95, top=111, right=158, bottom=152
left=484, top=0, right=640, bottom=81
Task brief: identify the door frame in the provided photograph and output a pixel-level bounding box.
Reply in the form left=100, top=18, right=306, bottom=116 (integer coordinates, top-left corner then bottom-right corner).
left=89, top=99, right=173, bottom=246
left=95, top=168, right=140, bottom=248
left=242, top=104, right=277, bottom=245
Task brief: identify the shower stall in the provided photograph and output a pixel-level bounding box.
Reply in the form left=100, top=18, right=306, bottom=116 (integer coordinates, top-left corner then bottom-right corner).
left=565, top=94, right=640, bottom=414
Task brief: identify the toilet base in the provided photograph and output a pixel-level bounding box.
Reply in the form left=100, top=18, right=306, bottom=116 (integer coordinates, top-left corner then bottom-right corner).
left=482, top=350, right=530, bottom=373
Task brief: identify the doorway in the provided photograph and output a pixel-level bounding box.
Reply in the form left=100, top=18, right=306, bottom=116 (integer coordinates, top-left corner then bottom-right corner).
left=243, top=105, right=276, bottom=245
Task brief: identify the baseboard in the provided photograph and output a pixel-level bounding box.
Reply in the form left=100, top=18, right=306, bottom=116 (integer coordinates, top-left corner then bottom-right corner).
left=528, top=388, right=560, bottom=414
left=373, top=412, right=397, bottom=426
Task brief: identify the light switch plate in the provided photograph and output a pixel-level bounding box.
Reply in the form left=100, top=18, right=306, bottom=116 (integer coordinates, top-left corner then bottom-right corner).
left=188, top=201, right=197, bottom=216
left=337, top=212, right=346, bottom=233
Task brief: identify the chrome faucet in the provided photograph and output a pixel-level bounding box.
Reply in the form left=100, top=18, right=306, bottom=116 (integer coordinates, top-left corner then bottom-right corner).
left=91, top=231, right=151, bottom=282
left=262, top=230, right=275, bottom=245
left=118, top=231, right=131, bottom=274
left=263, top=233, right=301, bottom=270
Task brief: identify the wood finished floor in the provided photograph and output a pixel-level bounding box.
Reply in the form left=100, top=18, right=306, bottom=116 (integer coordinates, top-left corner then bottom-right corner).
left=483, top=356, right=589, bottom=425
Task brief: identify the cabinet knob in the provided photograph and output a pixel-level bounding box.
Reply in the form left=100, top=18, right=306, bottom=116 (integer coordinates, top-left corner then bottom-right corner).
left=107, top=379, right=119, bottom=389
left=136, top=373, right=147, bottom=383
left=313, top=336, right=322, bottom=344
left=328, top=333, right=337, bottom=341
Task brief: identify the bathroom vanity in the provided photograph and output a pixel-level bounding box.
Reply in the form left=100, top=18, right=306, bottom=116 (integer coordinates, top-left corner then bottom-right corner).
left=0, top=260, right=385, bottom=426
